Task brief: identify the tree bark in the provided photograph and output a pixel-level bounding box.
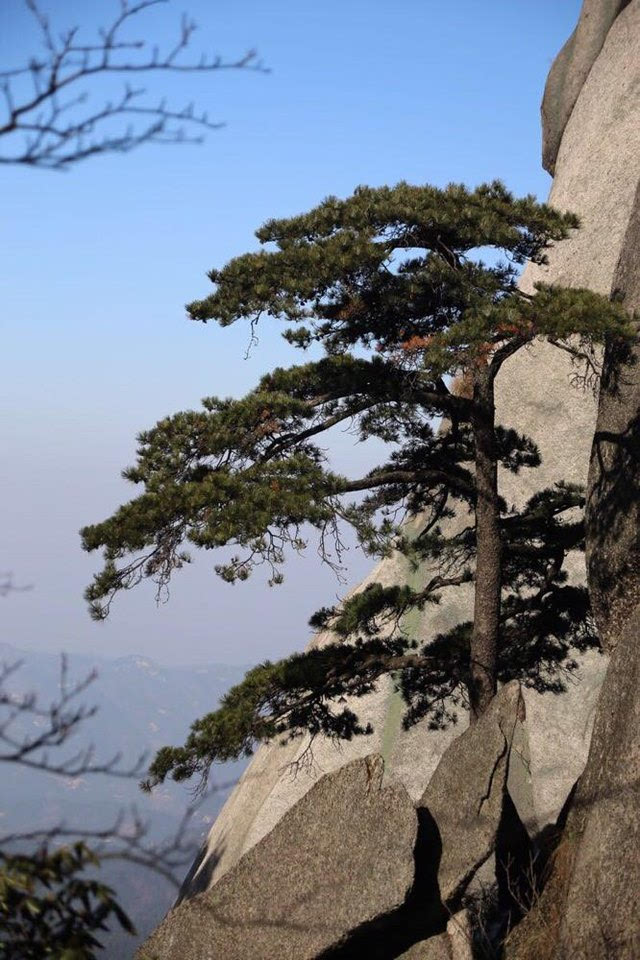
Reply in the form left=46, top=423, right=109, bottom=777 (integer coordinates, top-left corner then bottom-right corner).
left=469, top=364, right=502, bottom=720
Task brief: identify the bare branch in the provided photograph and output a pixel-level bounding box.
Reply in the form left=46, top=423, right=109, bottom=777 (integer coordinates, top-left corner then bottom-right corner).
left=0, top=572, right=33, bottom=597
left=0, top=0, right=267, bottom=169
left=547, top=337, right=603, bottom=392
left=0, top=786, right=229, bottom=889
left=0, top=655, right=146, bottom=778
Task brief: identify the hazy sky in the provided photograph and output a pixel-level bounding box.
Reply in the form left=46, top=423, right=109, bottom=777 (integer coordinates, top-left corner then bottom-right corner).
left=1, top=0, right=581, bottom=666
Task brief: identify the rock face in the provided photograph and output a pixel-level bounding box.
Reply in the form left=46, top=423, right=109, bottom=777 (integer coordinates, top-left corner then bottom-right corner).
left=504, top=5, right=640, bottom=958
left=510, top=184, right=640, bottom=960
left=505, top=190, right=640, bottom=960
left=170, top=1, right=640, bottom=907
left=585, top=186, right=640, bottom=652
left=138, top=756, right=418, bottom=960
left=394, top=687, right=526, bottom=960
left=557, top=605, right=640, bottom=960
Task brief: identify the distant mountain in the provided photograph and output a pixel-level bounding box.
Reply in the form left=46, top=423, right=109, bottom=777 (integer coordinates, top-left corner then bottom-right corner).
left=0, top=642, right=247, bottom=958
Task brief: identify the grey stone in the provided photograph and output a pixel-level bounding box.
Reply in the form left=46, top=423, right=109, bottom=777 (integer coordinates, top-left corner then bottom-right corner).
left=505, top=33, right=640, bottom=956
left=419, top=683, right=524, bottom=905
left=506, top=563, right=640, bottom=958
left=517, top=651, right=604, bottom=835
left=541, top=0, right=631, bottom=174
left=138, top=756, right=418, bottom=960
left=586, top=183, right=640, bottom=654
left=399, top=933, right=452, bottom=959
left=555, top=178, right=640, bottom=960
left=555, top=608, right=640, bottom=959
left=446, top=910, right=474, bottom=960
left=494, top=0, right=640, bottom=842
left=397, top=911, right=473, bottom=960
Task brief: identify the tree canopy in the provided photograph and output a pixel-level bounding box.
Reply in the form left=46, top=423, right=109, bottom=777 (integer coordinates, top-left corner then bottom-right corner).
left=81, top=180, right=630, bottom=790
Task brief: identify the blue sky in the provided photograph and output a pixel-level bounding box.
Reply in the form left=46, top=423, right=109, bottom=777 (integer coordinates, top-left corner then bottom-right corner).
left=1, top=0, right=581, bottom=665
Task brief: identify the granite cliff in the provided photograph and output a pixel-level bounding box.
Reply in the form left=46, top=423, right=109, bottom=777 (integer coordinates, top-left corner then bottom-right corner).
left=139, top=2, right=640, bottom=956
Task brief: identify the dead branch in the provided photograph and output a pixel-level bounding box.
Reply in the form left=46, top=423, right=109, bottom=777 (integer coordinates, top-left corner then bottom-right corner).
left=0, top=0, right=266, bottom=169
left=0, top=654, right=146, bottom=777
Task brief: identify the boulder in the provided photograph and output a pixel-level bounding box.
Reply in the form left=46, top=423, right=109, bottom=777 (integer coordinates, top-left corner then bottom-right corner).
left=418, top=682, right=525, bottom=906
left=398, top=911, right=473, bottom=960
left=399, top=933, right=452, bottom=959
left=137, top=756, right=418, bottom=960
left=541, top=0, right=631, bottom=174
left=515, top=651, right=603, bottom=835
left=446, top=910, right=474, bottom=960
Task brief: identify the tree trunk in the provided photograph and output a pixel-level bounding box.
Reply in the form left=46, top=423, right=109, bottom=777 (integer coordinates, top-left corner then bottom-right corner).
left=469, top=365, right=502, bottom=720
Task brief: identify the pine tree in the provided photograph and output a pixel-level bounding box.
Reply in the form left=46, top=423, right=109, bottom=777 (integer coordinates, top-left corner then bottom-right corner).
left=81, top=180, right=630, bottom=790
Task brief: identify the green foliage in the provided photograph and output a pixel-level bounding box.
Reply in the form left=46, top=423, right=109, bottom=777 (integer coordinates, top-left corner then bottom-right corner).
left=81, top=179, right=632, bottom=784
left=142, top=640, right=391, bottom=789
left=0, top=843, right=134, bottom=959
left=83, top=179, right=629, bottom=617
left=143, top=481, right=600, bottom=789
